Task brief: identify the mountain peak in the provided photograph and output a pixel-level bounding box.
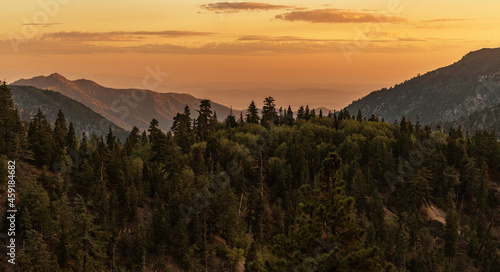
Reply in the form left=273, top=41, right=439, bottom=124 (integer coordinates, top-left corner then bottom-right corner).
left=47, top=73, right=68, bottom=81
left=460, top=47, right=500, bottom=63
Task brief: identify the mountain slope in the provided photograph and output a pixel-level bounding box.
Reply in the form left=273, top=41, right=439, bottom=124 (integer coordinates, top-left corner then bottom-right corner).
left=13, top=73, right=240, bottom=131
left=10, top=85, right=129, bottom=140
left=443, top=102, right=500, bottom=135
left=345, top=48, right=500, bottom=124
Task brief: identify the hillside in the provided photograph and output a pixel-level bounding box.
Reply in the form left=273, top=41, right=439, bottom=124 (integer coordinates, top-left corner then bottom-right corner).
left=10, top=85, right=128, bottom=139
left=443, top=102, right=500, bottom=135
left=12, top=73, right=240, bottom=131
left=346, top=48, right=500, bottom=124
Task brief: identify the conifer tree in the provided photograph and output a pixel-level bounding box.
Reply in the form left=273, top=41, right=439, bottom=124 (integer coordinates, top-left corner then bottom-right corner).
left=67, top=122, right=78, bottom=151
left=0, top=81, right=21, bottom=156
left=106, top=127, right=116, bottom=150
left=28, top=109, right=56, bottom=167
left=225, top=107, right=237, bottom=128
left=17, top=208, right=58, bottom=272
left=304, top=105, right=310, bottom=120
left=73, top=195, right=107, bottom=272
left=54, top=110, right=68, bottom=149
left=172, top=105, right=193, bottom=151
left=444, top=193, right=459, bottom=266
left=297, top=106, right=305, bottom=120
left=195, top=100, right=213, bottom=140
left=285, top=105, right=294, bottom=125
left=125, top=126, right=141, bottom=155
left=261, top=96, right=277, bottom=126
left=357, top=109, right=363, bottom=122
left=246, top=100, right=260, bottom=124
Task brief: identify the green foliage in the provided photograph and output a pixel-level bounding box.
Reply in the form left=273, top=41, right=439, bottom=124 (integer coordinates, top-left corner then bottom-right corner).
left=3, top=96, right=500, bottom=271
left=0, top=82, right=22, bottom=157
left=28, top=109, right=56, bottom=168
left=246, top=100, right=260, bottom=124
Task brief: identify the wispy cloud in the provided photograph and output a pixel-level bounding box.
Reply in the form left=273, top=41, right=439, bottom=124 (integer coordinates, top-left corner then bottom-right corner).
left=275, top=8, right=406, bottom=23
left=22, top=22, right=62, bottom=27
left=1, top=37, right=435, bottom=56
left=421, top=18, right=472, bottom=23
left=237, top=35, right=349, bottom=42
left=40, top=30, right=215, bottom=41
left=200, top=2, right=292, bottom=13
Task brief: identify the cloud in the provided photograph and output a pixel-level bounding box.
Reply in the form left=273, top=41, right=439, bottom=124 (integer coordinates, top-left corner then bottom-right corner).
left=200, top=2, right=292, bottom=13
left=398, top=37, right=426, bottom=42
left=0, top=37, right=346, bottom=55
left=22, top=22, right=62, bottom=27
left=1, top=36, right=434, bottom=57
left=40, top=30, right=215, bottom=41
left=275, top=8, right=406, bottom=23
left=421, top=18, right=471, bottom=23
left=237, top=35, right=349, bottom=42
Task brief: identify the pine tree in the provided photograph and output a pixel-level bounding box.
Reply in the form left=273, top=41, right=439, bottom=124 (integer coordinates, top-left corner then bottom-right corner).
left=357, top=109, right=363, bottom=122
left=195, top=100, right=213, bottom=140
left=225, top=107, right=237, bottom=128
left=79, top=132, right=90, bottom=158
left=17, top=209, right=58, bottom=272
left=297, top=106, right=305, bottom=120
left=147, top=118, right=162, bottom=144
left=106, top=127, right=116, bottom=150
left=399, top=168, right=432, bottom=215
left=132, top=225, right=148, bottom=271
left=239, top=112, right=244, bottom=124
left=73, top=195, right=107, bottom=272
left=246, top=100, right=260, bottom=124
left=28, top=109, right=56, bottom=167
left=285, top=105, right=294, bottom=125
left=0, top=81, right=21, bottom=156
left=172, top=105, right=193, bottom=151
left=304, top=105, right=310, bottom=120
left=125, top=126, right=141, bottom=155
left=54, top=110, right=68, bottom=149
left=444, top=192, right=459, bottom=267
left=55, top=193, right=73, bottom=270
left=67, top=122, right=78, bottom=151
left=126, top=183, right=139, bottom=221
left=261, top=96, right=277, bottom=126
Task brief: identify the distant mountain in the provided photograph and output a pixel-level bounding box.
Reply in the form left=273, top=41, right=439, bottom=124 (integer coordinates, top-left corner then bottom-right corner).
left=12, top=73, right=240, bottom=131
left=345, top=48, right=500, bottom=124
left=10, top=85, right=129, bottom=140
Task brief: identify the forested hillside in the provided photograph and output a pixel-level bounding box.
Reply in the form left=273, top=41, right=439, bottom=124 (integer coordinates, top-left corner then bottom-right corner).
left=10, top=85, right=128, bottom=141
left=1, top=81, right=500, bottom=271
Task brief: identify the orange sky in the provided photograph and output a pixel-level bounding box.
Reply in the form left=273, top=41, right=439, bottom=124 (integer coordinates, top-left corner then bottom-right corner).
left=2, top=0, right=500, bottom=110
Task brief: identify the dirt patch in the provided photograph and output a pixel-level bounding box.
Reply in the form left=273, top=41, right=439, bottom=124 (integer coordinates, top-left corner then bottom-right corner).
left=425, top=204, right=446, bottom=224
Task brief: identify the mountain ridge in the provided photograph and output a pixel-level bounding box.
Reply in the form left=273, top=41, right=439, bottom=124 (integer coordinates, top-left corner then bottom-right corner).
left=10, top=84, right=129, bottom=140
left=345, top=47, right=500, bottom=125
left=13, top=73, right=240, bottom=132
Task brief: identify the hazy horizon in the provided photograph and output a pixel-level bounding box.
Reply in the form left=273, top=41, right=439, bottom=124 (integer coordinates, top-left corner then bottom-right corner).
left=4, top=1, right=500, bottom=110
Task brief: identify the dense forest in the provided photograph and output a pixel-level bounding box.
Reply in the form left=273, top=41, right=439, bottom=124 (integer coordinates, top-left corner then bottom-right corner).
left=1, top=81, right=500, bottom=272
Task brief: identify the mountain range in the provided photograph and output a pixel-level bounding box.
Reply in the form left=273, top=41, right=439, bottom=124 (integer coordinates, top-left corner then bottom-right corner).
left=10, top=47, right=500, bottom=137
left=12, top=73, right=239, bottom=132
left=345, top=47, right=500, bottom=134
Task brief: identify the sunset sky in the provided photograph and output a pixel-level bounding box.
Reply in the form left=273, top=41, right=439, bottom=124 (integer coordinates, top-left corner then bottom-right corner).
left=2, top=0, right=500, bottom=110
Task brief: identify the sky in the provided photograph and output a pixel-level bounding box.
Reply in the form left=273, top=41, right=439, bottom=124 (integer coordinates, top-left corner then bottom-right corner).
left=2, top=0, right=500, bottom=110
